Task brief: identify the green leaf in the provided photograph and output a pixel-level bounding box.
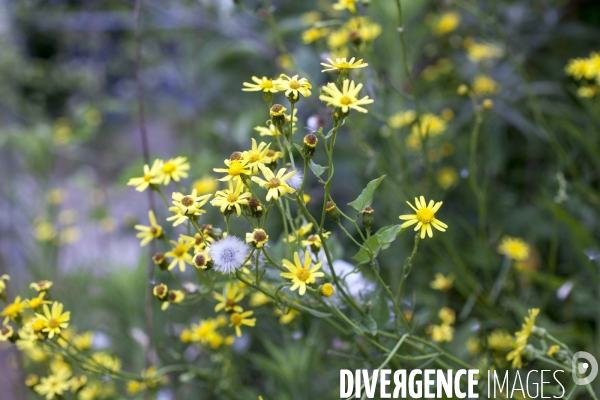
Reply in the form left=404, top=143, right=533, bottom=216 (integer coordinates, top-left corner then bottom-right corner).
left=348, top=175, right=386, bottom=212
left=352, top=225, right=404, bottom=265
left=369, top=289, right=391, bottom=329
left=308, top=159, right=327, bottom=177
left=352, top=235, right=380, bottom=264
left=358, top=314, right=378, bottom=336
left=377, top=224, right=403, bottom=250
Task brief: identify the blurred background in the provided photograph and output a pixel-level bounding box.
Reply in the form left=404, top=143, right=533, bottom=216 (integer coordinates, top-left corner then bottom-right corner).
left=1, top=0, right=600, bottom=398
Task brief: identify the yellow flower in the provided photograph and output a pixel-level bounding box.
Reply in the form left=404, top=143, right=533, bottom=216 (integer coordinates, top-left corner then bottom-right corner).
left=153, top=284, right=168, bottom=300
left=25, top=374, right=39, bottom=387
left=388, top=110, right=416, bottom=128
left=35, top=370, right=72, bottom=400
left=351, top=17, right=381, bottom=42
left=27, top=292, right=51, bottom=310
left=161, top=290, right=185, bottom=311
left=439, top=307, right=456, bottom=325
left=286, top=222, right=315, bottom=243
left=332, top=0, right=357, bottom=14
left=167, top=190, right=211, bottom=226
left=319, top=283, right=335, bottom=297
left=47, top=188, right=67, bottom=205
left=320, top=57, right=368, bottom=73
left=399, top=196, right=448, bottom=239
left=472, top=75, right=500, bottom=95
left=127, top=381, right=144, bottom=395
left=214, top=158, right=252, bottom=182
left=165, top=239, right=193, bottom=272
left=497, top=236, right=530, bottom=261
left=431, top=324, right=454, bottom=342
left=243, top=139, right=273, bottom=174
left=274, top=74, right=312, bottom=100
left=507, top=308, right=540, bottom=368
left=466, top=337, right=481, bottom=355
left=242, top=76, right=279, bottom=93
left=230, top=310, right=256, bottom=337
left=210, top=180, right=251, bottom=216
left=411, top=113, right=447, bottom=138
left=73, top=331, right=93, bottom=350
left=548, top=345, right=560, bottom=357
left=302, top=27, right=327, bottom=44
left=246, top=229, right=269, bottom=248
left=281, top=250, right=325, bottom=295
left=255, top=123, right=281, bottom=137
left=251, top=164, right=297, bottom=201
left=319, top=79, right=374, bottom=114
left=193, top=175, right=218, bottom=195
left=432, top=12, right=460, bottom=36
left=466, top=41, right=503, bottom=63
left=0, top=274, right=10, bottom=295
left=214, top=283, right=245, bottom=313
left=134, top=210, right=163, bottom=246
left=2, top=296, right=27, bottom=324
left=578, top=85, right=598, bottom=98
left=436, top=167, right=459, bottom=190
left=301, top=232, right=330, bottom=249
left=328, top=29, right=349, bottom=49
left=36, top=302, right=70, bottom=339
left=180, top=231, right=214, bottom=252
left=250, top=291, right=272, bottom=307
left=565, top=57, right=595, bottom=81
left=88, top=352, right=122, bottom=372
left=276, top=307, right=300, bottom=324
left=158, top=156, right=190, bottom=185
left=0, top=324, right=14, bottom=341
left=127, top=159, right=163, bottom=192
left=487, top=329, right=512, bottom=351
left=430, top=273, right=454, bottom=291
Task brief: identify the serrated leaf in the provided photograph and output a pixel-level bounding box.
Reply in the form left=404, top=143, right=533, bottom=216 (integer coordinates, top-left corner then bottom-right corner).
left=348, top=175, right=386, bottom=212
left=308, top=159, right=327, bottom=177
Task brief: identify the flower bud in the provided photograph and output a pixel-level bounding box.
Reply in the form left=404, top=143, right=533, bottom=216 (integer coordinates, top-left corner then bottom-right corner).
left=270, top=104, right=287, bottom=128
left=326, top=201, right=340, bottom=221
left=349, top=30, right=362, bottom=46
left=361, top=206, right=375, bottom=228
left=482, top=99, right=494, bottom=110
left=246, top=197, right=264, bottom=219
left=319, top=283, right=335, bottom=297
left=302, top=133, right=318, bottom=158
left=230, top=151, right=243, bottom=161
left=153, top=284, right=168, bottom=300
left=152, top=252, right=168, bottom=271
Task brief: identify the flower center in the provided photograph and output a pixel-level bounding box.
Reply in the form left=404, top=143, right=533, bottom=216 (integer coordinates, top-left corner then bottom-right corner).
left=47, top=318, right=60, bottom=329
left=261, top=80, right=274, bottom=89
left=339, top=95, right=353, bottom=105
left=150, top=226, right=158, bottom=235
left=296, top=268, right=311, bottom=282
left=181, top=196, right=194, bottom=207
left=248, top=153, right=260, bottom=163
left=416, top=208, right=435, bottom=224
left=225, top=299, right=237, bottom=308
left=227, top=193, right=238, bottom=203
left=253, top=231, right=267, bottom=242
left=268, top=177, right=281, bottom=188
left=229, top=161, right=244, bottom=176
left=307, top=234, right=317, bottom=242
left=162, top=162, right=176, bottom=174
left=1, top=326, right=9, bottom=335
left=230, top=313, right=242, bottom=325
left=173, top=245, right=186, bottom=257
left=289, top=80, right=301, bottom=89
left=32, top=319, right=45, bottom=332
left=194, top=254, right=206, bottom=266
left=143, top=173, right=153, bottom=182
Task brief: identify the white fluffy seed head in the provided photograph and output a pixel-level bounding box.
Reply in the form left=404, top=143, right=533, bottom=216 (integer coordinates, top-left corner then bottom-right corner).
left=287, top=168, right=303, bottom=191
left=210, top=236, right=250, bottom=274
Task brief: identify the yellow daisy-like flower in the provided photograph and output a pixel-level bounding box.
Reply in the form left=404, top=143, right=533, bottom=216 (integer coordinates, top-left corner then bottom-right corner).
left=243, top=139, right=272, bottom=174
left=565, top=58, right=594, bottom=81
left=302, top=27, right=327, bottom=44
left=430, top=324, right=454, bottom=343
left=332, top=0, right=357, bottom=14
left=27, top=292, right=51, bottom=310
left=213, top=159, right=252, bottom=182
left=29, top=280, right=54, bottom=292
left=210, top=180, right=251, bottom=216
left=255, top=123, right=281, bottom=137
left=192, top=248, right=212, bottom=270
left=35, top=370, right=72, bottom=400
left=134, top=210, right=163, bottom=246
left=0, top=324, right=14, bottom=341
left=411, top=113, right=447, bottom=137
left=246, top=229, right=269, bottom=248
left=488, top=329, right=512, bottom=351
left=2, top=296, right=27, bottom=324
left=320, top=57, right=368, bottom=73
left=36, top=302, right=70, bottom=339
left=73, top=331, right=93, bottom=351
left=301, top=232, right=330, bottom=249
left=281, top=250, right=325, bottom=295
left=251, top=164, right=297, bottom=201
left=328, top=29, right=349, bottom=49
left=466, top=42, right=503, bottom=63
left=497, top=236, right=530, bottom=261
left=388, top=110, right=416, bottom=129
left=127, top=159, right=163, bottom=192
left=274, top=74, right=312, bottom=100
left=507, top=308, right=540, bottom=369
left=214, top=283, right=245, bottom=313
left=242, top=76, right=279, bottom=93
left=430, top=273, right=454, bottom=291
left=153, top=284, right=168, bottom=300
left=0, top=274, right=9, bottom=295
left=432, top=12, right=460, bottom=36
left=229, top=310, right=256, bottom=337
left=399, top=196, right=448, bottom=239
left=166, top=190, right=211, bottom=226
left=472, top=74, right=500, bottom=95
left=276, top=307, right=300, bottom=324
left=180, top=232, right=214, bottom=252
left=439, top=307, right=456, bottom=325
left=286, top=222, right=315, bottom=243
left=161, top=290, right=185, bottom=311
left=158, top=156, right=190, bottom=185
left=319, top=79, right=374, bottom=114
left=165, top=239, right=193, bottom=272
left=193, top=175, right=218, bottom=195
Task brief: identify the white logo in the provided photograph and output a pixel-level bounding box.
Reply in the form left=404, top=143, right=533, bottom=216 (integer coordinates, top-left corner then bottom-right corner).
left=572, top=351, right=598, bottom=385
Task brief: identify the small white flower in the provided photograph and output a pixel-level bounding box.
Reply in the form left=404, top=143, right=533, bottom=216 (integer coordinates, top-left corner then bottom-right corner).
left=210, top=236, right=250, bottom=274
left=286, top=168, right=303, bottom=191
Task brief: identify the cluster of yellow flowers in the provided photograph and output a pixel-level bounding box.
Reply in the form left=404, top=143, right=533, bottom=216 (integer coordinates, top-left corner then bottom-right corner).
left=429, top=307, right=456, bottom=343
left=565, top=51, right=600, bottom=97
left=0, top=278, right=146, bottom=399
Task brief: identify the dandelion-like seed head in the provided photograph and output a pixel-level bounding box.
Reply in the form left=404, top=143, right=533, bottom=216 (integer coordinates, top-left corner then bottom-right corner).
left=210, top=236, right=251, bottom=274
left=286, top=169, right=303, bottom=191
